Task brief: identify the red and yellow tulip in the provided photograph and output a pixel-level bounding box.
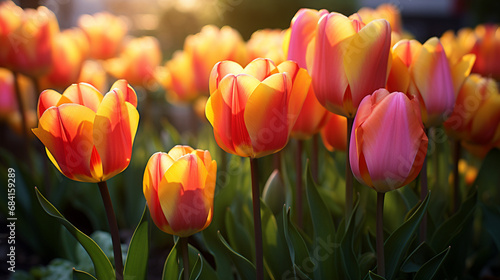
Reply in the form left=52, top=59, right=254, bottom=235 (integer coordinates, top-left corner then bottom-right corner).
left=350, top=89, right=428, bottom=192
left=78, top=60, right=108, bottom=93
left=387, top=37, right=475, bottom=127
left=310, top=13, right=392, bottom=118
left=320, top=113, right=347, bottom=152
left=247, top=29, right=286, bottom=65
left=106, top=36, right=162, bottom=89
left=357, top=3, right=403, bottom=34
left=143, top=146, right=216, bottom=237
left=78, top=12, right=127, bottom=60
left=32, top=80, right=139, bottom=183
left=206, top=58, right=306, bottom=158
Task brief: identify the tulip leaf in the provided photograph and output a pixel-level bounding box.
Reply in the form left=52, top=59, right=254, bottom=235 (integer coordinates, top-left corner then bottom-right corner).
left=401, top=242, right=436, bottom=273
left=384, top=192, right=430, bottom=280
left=413, top=246, right=450, bottom=280
left=367, top=271, right=386, bottom=280
left=163, top=238, right=180, bottom=280
left=429, top=188, right=477, bottom=252
left=187, top=244, right=217, bottom=279
left=217, top=231, right=256, bottom=280
left=283, top=206, right=313, bottom=279
left=72, top=268, right=98, bottom=280
left=305, top=162, right=336, bottom=280
left=188, top=254, right=203, bottom=280
left=225, top=208, right=254, bottom=262
left=261, top=198, right=292, bottom=279
left=341, top=200, right=360, bottom=280
left=123, top=204, right=149, bottom=280
left=35, top=188, right=115, bottom=280
left=481, top=204, right=500, bottom=250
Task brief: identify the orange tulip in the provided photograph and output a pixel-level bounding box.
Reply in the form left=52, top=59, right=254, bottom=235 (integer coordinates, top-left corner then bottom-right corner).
left=106, top=36, right=162, bottom=89
left=357, top=4, right=403, bottom=34
left=470, top=24, right=500, bottom=80
left=32, top=80, right=139, bottom=183
left=387, top=37, right=475, bottom=127
left=247, top=29, right=286, bottom=65
left=0, top=2, right=59, bottom=77
left=39, top=28, right=89, bottom=91
left=143, top=146, right=216, bottom=237
left=350, top=89, right=428, bottom=192
left=320, top=113, right=347, bottom=152
left=158, top=25, right=248, bottom=103
left=310, top=13, right=392, bottom=118
left=206, top=58, right=306, bottom=158
left=444, top=74, right=500, bottom=148
left=78, top=60, right=108, bottom=93
left=78, top=12, right=127, bottom=60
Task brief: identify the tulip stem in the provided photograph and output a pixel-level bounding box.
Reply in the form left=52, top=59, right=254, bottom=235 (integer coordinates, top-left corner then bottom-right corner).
left=376, top=192, right=385, bottom=277
left=180, top=237, right=190, bottom=280
left=97, top=181, right=123, bottom=280
left=296, top=140, right=304, bottom=228
left=250, top=158, right=264, bottom=280
left=419, top=135, right=429, bottom=243
left=453, top=140, right=462, bottom=213
left=346, top=117, right=354, bottom=223
left=312, top=134, right=319, bottom=183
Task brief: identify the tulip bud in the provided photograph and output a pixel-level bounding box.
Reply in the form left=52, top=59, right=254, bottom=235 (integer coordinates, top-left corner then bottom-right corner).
left=143, top=146, right=217, bottom=237
left=320, top=112, right=347, bottom=152
left=350, top=89, right=428, bottom=192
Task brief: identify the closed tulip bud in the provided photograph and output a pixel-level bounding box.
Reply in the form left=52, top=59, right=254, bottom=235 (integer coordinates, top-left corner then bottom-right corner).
left=310, top=13, right=392, bottom=118
left=387, top=37, right=475, bottom=127
left=350, top=89, right=428, bottom=192
left=32, top=80, right=139, bottom=183
left=320, top=112, right=347, bottom=152
left=143, top=146, right=216, bottom=237
left=444, top=74, right=500, bottom=148
left=78, top=12, right=128, bottom=60
left=106, top=36, right=162, bottom=89
left=206, top=58, right=306, bottom=158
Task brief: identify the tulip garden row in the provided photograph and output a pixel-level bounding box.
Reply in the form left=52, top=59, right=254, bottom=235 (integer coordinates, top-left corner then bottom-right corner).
left=1, top=1, right=500, bottom=280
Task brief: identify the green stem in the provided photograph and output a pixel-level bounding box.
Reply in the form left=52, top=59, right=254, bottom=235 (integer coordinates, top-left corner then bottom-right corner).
left=376, top=192, right=385, bottom=277
left=97, top=181, right=123, bottom=280
left=453, top=140, right=461, bottom=213
left=180, top=237, right=190, bottom=280
left=296, top=140, right=304, bottom=228
left=250, top=158, right=263, bottom=280
left=346, top=117, right=354, bottom=222
left=419, top=128, right=429, bottom=243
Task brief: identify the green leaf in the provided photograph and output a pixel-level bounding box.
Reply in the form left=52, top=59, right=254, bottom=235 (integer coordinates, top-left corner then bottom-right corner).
left=35, top=188, right=115, bottom=280
left=368, top=271, right=386, bottom=280
left=481, top=204, right=500, bottom=250
left=163, top=238, right=180, bottom=280
left=73, top=269, right=98, bottom=280
left=217, top=231, right=256, bottom=280
left=384, top=192, right=430, bottom=280
left=225, top=208, right=254, bottom=262
left=401, top=242, right=436, bottom=273
left=188, top=254, right=203, bottom=280
left=414, top=246, right=450, bottom=280
left=430, top=188, right=477, bottom=252
left=305, top=163, right=336, bottom=280
left=124, top=205, right=149, bottom=280
left=341, top=201, right=360, bottom=280
left=283, top=206, right=313, bottom=278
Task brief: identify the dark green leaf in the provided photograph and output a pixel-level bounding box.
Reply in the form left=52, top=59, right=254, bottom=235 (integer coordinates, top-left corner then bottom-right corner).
left=368, top=271, right=386, bottom=280
left=341, top=201, right=360, bottom=280
left=188, top=254, right=203, bottom=280
left=124, top=205, right=149, bottom=280
left=283, top=206, right=313, bottom=278
left=414, top=247, right=450, bottom=280
left=72, top=269, right=98, bottom=280
left=481, top=204, right=500, bottom=250
left=225, top=208, right=254, bottom=262
left=401, top=242, right=436, bottom=273
left=384, top=192, right=430, bottom=280
left=217, top=231, right=256, bottom=280
left=163, top=238, right=180, bottom=280
left=35, top=188, right=114, bottom=280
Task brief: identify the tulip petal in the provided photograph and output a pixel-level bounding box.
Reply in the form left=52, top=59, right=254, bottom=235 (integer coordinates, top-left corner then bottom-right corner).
left=168, top=145, right=195, bottom=161
left=94, top=89, right=139, bottom=181
left=209, top=60, right=243, bottom=94
left=37, top=89, right=63, bottom=118
left=245, top=73, right=290, bottom=157
left=32, top=104, right=96, bottom=182
left=58, top=83, right=103, bottom=113
left=451, top=53, right=475, bottom=96
left=344, top=19, right=391, bottom=111
left=110, top=79, right=138, bottom=107
left=242, top=58, right=278, bottom=81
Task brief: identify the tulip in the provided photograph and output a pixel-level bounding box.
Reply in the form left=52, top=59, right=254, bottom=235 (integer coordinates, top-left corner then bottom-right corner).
left=357, top=3, right=403, bottom=34
left=285, top=8, right=329, bottom=69
left=350, top=89, right=428, bottom=192
left=78, top=60, right=108, bottom=93
left=387, top=37, right=475, bottom=127
left=320, top=113, right=348, bottom=152
left=158, top=25, right=248, bottom=103
left=247, top=29, right=286, bottom=65
left=32, top=80, right=139, bottom=183
left=206, top=58, right=306, bottom=158
left=470, top=24, right=500, bottom=79
left=143, top=146, right=216, bottom=237
left=78, top=12, right=128, bottom=60
left=39, top=28, right=89, bottom=91
left=310, top=13, right=391, bottom=118
left=0, top=2, right=59, bottom=77
left=106, top=36, right=162, bottom=89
